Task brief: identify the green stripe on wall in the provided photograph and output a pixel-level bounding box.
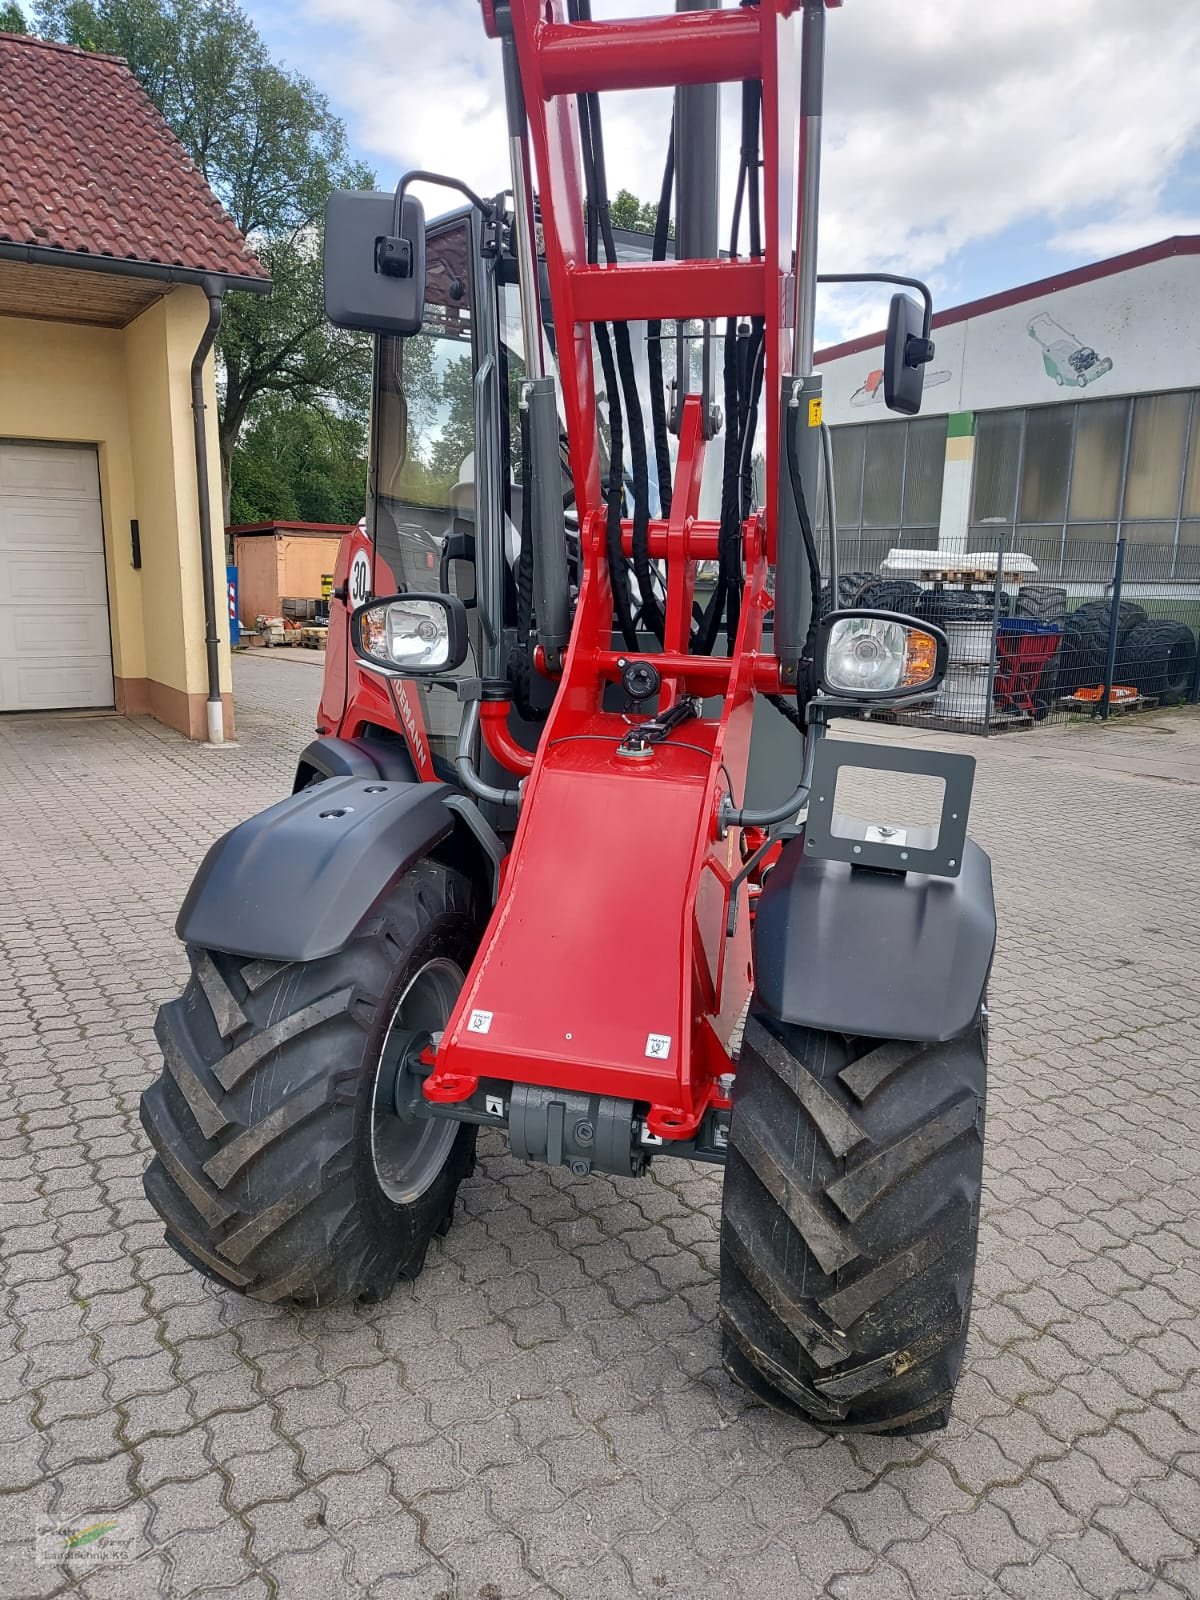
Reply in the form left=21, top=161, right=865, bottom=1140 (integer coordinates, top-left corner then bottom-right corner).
left=947, top=411, right=975, bottom=438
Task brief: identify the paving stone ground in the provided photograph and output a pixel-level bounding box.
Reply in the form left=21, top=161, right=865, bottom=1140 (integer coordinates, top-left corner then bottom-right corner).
left=1, top=651, right=1198, bottom=1600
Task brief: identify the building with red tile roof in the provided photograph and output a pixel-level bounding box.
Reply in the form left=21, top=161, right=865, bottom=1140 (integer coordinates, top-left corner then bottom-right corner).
left=0, top=30, right=268, bottom=290
left=0, top=29, right=271, bottom=739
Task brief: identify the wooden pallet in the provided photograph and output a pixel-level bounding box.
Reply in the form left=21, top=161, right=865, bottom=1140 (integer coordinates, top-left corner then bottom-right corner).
left=896, top=567, right=1021, bottom=586
left=1060, top=692, right=1154, bottom=716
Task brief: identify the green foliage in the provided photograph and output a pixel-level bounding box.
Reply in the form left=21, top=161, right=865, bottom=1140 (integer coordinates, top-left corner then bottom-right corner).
left=0, top=4, right=28, bottom=31
left=229, top=397, right=367, bottom=526
left=609, top=188, right=671, bottom=238
left=35, top=0, right=375, bottom=523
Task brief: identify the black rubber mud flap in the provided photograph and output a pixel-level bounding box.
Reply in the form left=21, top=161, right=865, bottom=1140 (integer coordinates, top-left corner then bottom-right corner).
left=753, top=834, right=995, bottom=1043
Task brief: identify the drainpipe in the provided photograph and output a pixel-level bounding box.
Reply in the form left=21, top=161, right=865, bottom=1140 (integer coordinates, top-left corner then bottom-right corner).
left=191, top=278, right=226, bottom=743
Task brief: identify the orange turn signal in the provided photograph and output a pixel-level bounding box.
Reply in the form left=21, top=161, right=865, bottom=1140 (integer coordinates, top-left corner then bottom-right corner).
left=902, top=628, right=939, bottom=688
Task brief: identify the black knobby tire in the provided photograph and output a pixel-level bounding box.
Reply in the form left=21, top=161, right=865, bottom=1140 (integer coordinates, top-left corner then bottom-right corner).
left=1056, top=600, right=1147, bottom=696
left=1014, top=584, right=1067, bottom=624
left=1118, top=619, right=1197, bottom=704
left=915, top=586, right=999, bottom=629
left=820, top=570, right=876, bottom=617
left=1054, top=621, right=1105, bottom=695
left=854, top=578, right=923, bottom=615
left=719, top=1011, right=986, bottom=1436
left=140, top=861, right=482, bottom=1305
left=1069, top=599, right=1146, bottom=643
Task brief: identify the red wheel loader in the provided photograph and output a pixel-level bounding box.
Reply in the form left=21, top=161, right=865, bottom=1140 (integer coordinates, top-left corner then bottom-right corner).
left=141, top=0, right=995, bottom=1436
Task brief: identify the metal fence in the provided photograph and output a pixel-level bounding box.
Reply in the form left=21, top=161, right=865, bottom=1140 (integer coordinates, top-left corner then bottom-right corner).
left=827, top=529, right=1200, bottom=734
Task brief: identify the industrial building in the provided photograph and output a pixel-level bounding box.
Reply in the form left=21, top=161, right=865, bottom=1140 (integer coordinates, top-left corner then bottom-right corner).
left=816, top=236, right=1200, bottom=591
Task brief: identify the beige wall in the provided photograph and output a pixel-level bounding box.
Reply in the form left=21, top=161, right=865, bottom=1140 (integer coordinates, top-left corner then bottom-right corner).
left=0, top=283, right=233, bottom=738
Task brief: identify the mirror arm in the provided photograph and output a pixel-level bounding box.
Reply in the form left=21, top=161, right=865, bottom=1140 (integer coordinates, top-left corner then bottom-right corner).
left=817, top=271, right=934, bottom=351
left=394, top=171, right=497, bottom=234
left=718, top=719, right=825, bottom=836
left=454, top=697, right=520, bottom=809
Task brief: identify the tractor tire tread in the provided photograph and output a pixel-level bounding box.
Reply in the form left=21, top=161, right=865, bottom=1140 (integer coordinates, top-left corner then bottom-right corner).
left=1117, top=618, right=1197, bottom=703
left=720, top=1013, right=985, bottom=1435
left=140, top=860, right=480, bottom=1306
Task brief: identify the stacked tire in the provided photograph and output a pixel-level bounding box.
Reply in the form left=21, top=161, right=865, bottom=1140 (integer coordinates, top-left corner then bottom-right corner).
left=1054, top=600, right=1146, bottom=696
left=916, top=586, right=997, bottom=629
left=819, top=570, right=876, bottom=616
left=1117, top=619, right=1197, bottom=705
left=854, top=578, right=923, bottom=614
left=1014, top=584, right=1067, bottom=625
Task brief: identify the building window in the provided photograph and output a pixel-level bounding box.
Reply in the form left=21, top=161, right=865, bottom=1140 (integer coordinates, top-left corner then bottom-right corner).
left=825, top=416, right=946, bottom=571
left=970, top=389, right=1200, bottom=581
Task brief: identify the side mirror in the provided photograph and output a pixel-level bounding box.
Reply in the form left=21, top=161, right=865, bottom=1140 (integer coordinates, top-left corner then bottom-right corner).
left=324, top=189, right=426, bottom=336
left=351, top=593, right=469, bottom=675
left=817, top=609, right=948, bottom=702
left=884, top=292, right=934, bottom=416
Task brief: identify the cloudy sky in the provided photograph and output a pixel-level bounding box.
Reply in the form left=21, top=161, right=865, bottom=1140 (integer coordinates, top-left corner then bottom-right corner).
left=84, top=0, right=1200, bottom=343
left=243, top=0, right=1200, bottom=344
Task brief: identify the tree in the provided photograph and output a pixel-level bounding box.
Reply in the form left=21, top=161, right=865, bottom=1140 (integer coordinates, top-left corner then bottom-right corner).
left=35, top=0, right=375, bottom=524
left=230, top=397, right=367, bottom=527
left=609, top=188, right=671, bottom=237
left=0, top=4, right=28, bottom=30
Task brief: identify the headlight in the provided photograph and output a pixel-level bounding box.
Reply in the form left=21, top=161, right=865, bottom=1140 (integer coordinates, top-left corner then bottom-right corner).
left=819, top=610, right=947, bottom=700
left=351, top=592, right=469, bottom=675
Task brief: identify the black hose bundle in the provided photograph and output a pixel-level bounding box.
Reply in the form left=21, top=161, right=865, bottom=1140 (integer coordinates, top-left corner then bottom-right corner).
left=785, top=400, right=825, bottom=710
left=571, top=0, right=663, bottom=646
left=694, top=77, right=765, bottom=658
left=648, top=126, right=675, bottom=521
left=507, top=403, right=550, bottom=721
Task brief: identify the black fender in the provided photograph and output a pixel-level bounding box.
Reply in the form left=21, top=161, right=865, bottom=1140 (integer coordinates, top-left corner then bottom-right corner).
left=752, top=834, right=996, bottom=1043
left=177, top=776, right=455, bottom=963
left=292, top=734, right=417, bottom=793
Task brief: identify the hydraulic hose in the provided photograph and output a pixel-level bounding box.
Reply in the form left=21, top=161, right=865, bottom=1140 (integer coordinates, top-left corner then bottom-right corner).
left=572, top=48, right=639, bottom=651
left=516, top=393, right=534, bottom=639
left=648, top=125, right=675, bottom=520
left=695, top=77, right=765, bottom=657
left=785, top=390, right=825, bottom=715
left=696, top=315, right=743, bottom=655
left=573, top=0, right=663, bottom=643
left=586, top=88, right=662, bottom=641
left=506, top=402, right=551, bottom=720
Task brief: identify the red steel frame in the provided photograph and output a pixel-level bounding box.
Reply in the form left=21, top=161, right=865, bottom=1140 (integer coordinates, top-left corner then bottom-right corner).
left=410, top=1, right=830, bottom=1140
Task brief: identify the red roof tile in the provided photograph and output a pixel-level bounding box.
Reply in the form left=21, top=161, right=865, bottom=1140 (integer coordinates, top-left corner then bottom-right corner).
left=0, top=30, right=268, bottom=283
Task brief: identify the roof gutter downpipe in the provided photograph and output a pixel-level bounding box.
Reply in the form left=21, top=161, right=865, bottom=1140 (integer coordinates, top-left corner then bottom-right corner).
left=191, top=278, right=225, bottom=744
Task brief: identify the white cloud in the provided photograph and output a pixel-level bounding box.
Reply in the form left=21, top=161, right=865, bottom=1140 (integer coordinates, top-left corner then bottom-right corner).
left=293, top=0, right=1200, bottom=340
left=1050, top=213, right=1200, bottom=258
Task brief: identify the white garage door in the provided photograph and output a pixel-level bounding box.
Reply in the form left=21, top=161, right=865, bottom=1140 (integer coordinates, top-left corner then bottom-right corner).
left=0, top=441, right=114, bottom=712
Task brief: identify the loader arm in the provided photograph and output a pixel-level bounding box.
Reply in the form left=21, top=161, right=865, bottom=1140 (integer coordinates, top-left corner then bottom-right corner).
left=427, top=0, right=819, bottom=1136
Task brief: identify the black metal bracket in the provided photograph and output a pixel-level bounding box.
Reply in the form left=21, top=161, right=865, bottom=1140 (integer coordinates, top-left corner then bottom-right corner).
left=803, top=740, right=975, bottom=879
